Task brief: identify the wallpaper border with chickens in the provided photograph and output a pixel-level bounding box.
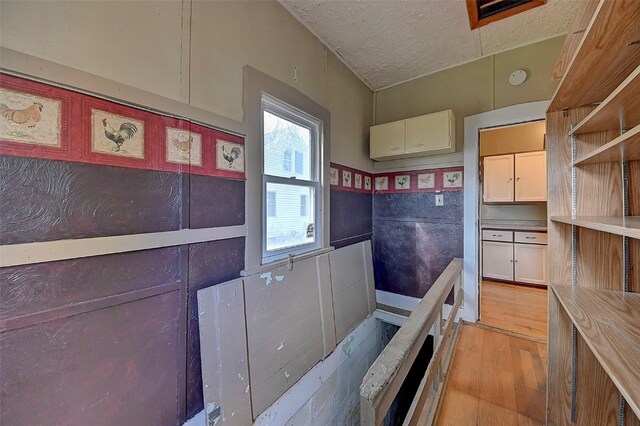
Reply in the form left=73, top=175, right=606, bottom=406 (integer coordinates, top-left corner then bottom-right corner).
left=0, top=73, right=245, bottom=179
left=372, top=166, right=463, bottom=194
left=329, top=162, right=374, bottom=194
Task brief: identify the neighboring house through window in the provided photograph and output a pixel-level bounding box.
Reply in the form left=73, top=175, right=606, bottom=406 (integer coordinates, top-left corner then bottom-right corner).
left=262, top=94, right=321, bottom=263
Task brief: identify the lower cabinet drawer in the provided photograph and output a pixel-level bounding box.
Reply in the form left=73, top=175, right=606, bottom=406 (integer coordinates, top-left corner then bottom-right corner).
left=515, top=231, right=547, bottom=244
left=482, top=230, right=513, bottom=242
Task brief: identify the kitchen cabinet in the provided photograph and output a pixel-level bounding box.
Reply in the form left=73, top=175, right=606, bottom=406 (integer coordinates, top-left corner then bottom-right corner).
left=514, top=151, right=547, bottom=202
left=482, top=230, right=547, bottom=286
left=482, top=241, right=515, bottom=281
left=482, top=154, right=514, bottom=202
left=370, top=110, right=455, bottom=160
left=483, top=151, right=547, bottom=203
left=370, top=120, right=405, bottom=159
left=514, top=243, right=547, bottom=285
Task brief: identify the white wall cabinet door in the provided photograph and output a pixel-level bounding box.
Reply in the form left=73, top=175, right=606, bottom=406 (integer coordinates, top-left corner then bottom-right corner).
left=482, top=241, right=514, bottom=281
left=515, top=151, right=547, bottom=202
left=514, top=243, right=547, bottom=285
left=483, top=154, right=514, bottom=202
left=370, top=120, right=405, bottom=159
left=405, top=110, right=454, bottom=155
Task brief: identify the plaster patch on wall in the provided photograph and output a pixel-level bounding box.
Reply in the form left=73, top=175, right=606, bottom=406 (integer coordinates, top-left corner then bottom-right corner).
left=277, top=341, right=285, bottom=351
left=206, top=403, right=221, bottom=426
left=341, top=335, right=355, bottom=357
left=275, top=275, right=284, bottom=283
left=260, top=272, right=273, bottom=286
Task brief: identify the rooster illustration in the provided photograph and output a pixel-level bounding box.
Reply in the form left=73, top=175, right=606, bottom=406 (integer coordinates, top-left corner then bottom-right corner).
left=222, top=145, right=241, bottom=167
left=0, top=102, right=43, bottom=131
left=446, top=172, right=461, bottom=186
left=172, top=134, right=193, bottom=156
left=102, top=118, right=138, bottom=152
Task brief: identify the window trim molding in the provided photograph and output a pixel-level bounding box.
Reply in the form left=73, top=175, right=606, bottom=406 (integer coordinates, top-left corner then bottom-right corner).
left=242, top=66, right=331, bottom=272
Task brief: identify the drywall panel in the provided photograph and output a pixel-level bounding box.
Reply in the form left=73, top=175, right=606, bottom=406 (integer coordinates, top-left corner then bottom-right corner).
left=479, top=121, right=546, bottom=156
left=244, top=255, right=332, bottom=416
left=197, top=279, right=252, bottom=426
left=375, top=56, right=494, bottom=153
left=327, top=51, right=374, bottom=172
left=329, top=241, right=376, bottom=342
left=189, top=0, right=326, bottom=123
left=375, top=36, right=565, bottom=157
left=0, top=0, right=185, bottom=102
left=494, top=36, right=565, bottom=110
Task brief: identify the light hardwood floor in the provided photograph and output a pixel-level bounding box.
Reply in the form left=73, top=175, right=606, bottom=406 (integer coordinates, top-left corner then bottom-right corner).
left=436, top=324, right=548, bottom=426
left=479, top=280, right=548, bottom=341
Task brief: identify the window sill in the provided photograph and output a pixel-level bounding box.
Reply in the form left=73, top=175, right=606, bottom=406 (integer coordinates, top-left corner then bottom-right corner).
left=241, top=246, right=335, bottom=277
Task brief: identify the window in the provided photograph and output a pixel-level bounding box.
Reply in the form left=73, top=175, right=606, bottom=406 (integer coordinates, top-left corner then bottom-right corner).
left=295, top=150, right=303, bottom=175
left=300, top=194, right=307, bottom=216
left=267, top=191, right=277, bottom=217
left=283, top=149, right=292, bottom=172
left=262, top=95, right=320, bottom=263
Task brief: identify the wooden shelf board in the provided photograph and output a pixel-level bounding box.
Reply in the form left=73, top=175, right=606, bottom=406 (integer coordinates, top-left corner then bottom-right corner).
left=573, top=124, right=640, bottom=165
left=552, top=0, right=600, bottom=81
left=550, top=283, right=640, bottom=419
left=550, top=216, right=640, bottom=239
left=572, top=65, right=640, bottom=135
left=548, top=0, right=640, bottom=112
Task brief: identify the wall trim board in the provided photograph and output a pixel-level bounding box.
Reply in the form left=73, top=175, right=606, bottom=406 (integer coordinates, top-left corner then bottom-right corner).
left=0, top=281, right=180, bottom=333
left=0, top=47, right=247, bottom=138
left=0, top=225, right=246, bottom=267
left=463, top=100, right=549, bottom=323
left=373, top=309, right=408, bottom=327
left=375, top=289, right=421, bottom=312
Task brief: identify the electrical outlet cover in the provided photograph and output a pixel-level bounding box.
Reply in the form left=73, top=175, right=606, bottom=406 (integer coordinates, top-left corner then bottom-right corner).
left=435, top=194, right=444, bottom=206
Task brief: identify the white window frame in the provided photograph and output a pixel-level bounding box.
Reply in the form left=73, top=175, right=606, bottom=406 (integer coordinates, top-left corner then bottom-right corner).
left=261, top=94, right=322, bottom=264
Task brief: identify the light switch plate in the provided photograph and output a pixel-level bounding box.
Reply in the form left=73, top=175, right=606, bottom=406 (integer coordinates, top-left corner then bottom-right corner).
left=435, top=194, right=444, bottom=206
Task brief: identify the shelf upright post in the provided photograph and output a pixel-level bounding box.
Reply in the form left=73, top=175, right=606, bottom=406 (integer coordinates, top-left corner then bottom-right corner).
left=570, top=123, right=578, bottom=423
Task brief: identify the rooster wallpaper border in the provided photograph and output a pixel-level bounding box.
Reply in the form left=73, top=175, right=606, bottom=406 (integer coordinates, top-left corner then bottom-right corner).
left=0, top=73, right=245, bottom=180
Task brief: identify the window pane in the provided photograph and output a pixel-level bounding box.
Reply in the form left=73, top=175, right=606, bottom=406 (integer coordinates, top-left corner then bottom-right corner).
left=267, top=191, right=277, bottom=217
left=266, top=182, right=315, bottom=252
left=300, top=194, right=307, bottom=216
left=264, top=110, right=312, bottom=180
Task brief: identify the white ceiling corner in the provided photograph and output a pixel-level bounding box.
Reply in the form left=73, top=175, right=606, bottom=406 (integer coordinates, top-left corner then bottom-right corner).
left=281, top=0, right=579, bottom=91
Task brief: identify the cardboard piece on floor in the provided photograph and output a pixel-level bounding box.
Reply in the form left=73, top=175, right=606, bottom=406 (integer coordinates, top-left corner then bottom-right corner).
left=329, top=240, right=377, bottom=342
left=197, top=279, right=252, bottom=426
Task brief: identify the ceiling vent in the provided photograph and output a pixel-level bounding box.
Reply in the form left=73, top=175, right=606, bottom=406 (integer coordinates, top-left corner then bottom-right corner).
left=466, top=0, right=546, bottom=29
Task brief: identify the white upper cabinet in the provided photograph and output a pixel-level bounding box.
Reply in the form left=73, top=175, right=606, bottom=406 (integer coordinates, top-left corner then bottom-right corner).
left=370, top=110, right=455, bottom=161
left=483, top=150, right=547, bottom=203
left=369, top=120, right=405, bottom=159
left=483, top=154, right=515, bottom=203
left=515, top=151, right=547, bottom=202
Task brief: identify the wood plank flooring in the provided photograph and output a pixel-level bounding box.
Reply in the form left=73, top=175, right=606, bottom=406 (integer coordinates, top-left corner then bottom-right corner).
left=480, top=281, right=548, bottom=341
left=436, top=324, right=548, bottom=426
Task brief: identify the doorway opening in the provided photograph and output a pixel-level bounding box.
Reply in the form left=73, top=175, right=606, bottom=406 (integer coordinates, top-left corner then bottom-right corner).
left=477, top=120, right=548, bottom=340
left=462, top=100, right=548, bottom=340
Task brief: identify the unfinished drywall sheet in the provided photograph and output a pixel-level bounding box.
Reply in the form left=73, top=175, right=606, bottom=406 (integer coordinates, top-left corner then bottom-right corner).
left=197, top=279, right=251, bottom=426
left=329, top=241, right=377, bottom=342
left=244, top=255, right=336, bottom=416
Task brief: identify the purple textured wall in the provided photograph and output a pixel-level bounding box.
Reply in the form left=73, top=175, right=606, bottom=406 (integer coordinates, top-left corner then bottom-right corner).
left=373, top=191, right=463, bottom=299
left=0, top=154, right=245, bottom=425
left=330, top=189, right=373, bottom=248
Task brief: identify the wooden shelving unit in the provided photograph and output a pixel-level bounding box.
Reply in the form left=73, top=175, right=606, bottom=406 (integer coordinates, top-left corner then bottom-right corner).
left=550, top=216, right=640, bottom=239
left=551, top=283, right=640, bottom=419
left=573, top=125, right=640, bottom=165
left=546, top=0, right=640, bottom=424
left=548, top=0, right=640, bottom=112
left=571, top=66, right=640, bottom=135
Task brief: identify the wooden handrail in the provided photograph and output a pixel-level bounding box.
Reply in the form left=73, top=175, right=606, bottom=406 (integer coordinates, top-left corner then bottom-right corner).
left=360, top=258, right=464, bottom=425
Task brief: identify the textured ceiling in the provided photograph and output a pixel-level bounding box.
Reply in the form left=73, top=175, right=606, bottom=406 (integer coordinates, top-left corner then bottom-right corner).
left=281, top=0, right=578, bottom=90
